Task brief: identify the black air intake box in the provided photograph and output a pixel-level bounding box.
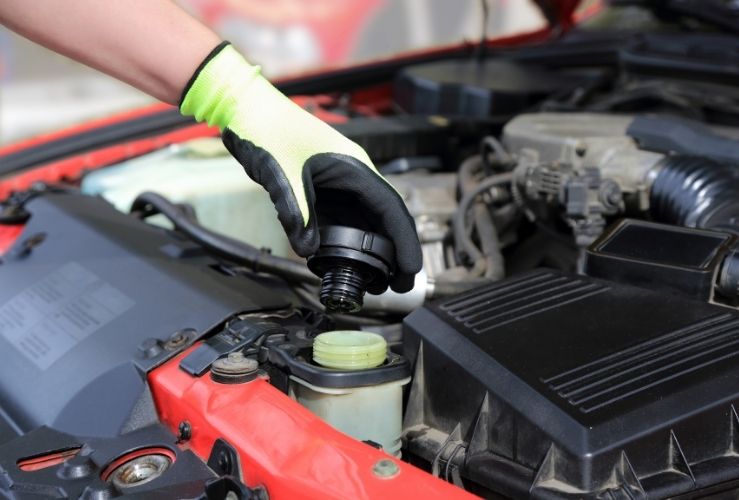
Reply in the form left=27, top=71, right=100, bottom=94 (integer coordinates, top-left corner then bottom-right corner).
left=403, top=270, right=739, bottom=498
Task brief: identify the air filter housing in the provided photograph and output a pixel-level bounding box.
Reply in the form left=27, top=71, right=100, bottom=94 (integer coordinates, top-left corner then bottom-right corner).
left=404, top=269, right=739, bottom=498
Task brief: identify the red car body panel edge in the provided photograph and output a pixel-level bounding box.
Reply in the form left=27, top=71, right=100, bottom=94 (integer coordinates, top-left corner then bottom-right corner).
left=149, top=346, right=474, bottom=500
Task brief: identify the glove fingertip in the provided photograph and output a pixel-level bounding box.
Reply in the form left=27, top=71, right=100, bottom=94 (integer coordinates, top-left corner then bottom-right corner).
left=290, top=183, right=320, bottom=258
left=391, top=212, right=424, bottom=277
left=390, top=273, right=416, bottom=294
left=289, top=222, right=319, bottom=258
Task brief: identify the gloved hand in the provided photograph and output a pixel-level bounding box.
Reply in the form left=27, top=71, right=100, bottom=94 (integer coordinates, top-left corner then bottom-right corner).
left=180, top=42, right=422, bottom=292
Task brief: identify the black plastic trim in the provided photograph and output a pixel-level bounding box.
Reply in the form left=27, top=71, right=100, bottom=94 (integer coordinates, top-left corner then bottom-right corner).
left=0, top=109, right=194, bottom=176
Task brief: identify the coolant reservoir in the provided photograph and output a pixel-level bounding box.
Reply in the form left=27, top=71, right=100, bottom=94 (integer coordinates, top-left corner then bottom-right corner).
left=290, top=331, right=410, bottom=457
left=81, top=138, right=290, bottom=256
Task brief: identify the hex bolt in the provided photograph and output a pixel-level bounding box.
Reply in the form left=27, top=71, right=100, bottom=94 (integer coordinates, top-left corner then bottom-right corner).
left=110, top=454, right=171, bottom=489
left=165, top=328, right=196, bottom=350
left=372, top=458, right=400, bottom=479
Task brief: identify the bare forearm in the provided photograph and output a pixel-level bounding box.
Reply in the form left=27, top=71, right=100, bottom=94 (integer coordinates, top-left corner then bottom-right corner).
left=0, top=0, right=221, bottom=104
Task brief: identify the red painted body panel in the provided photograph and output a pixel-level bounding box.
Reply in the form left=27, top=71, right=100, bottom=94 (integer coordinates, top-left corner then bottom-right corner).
left=182, top=0, right=384, bottom=64
left=0, top=30, right=559, bottom=209
left=0, top=103, right=173, bottom=157
left=0, top=225, right=24, bottom=255
left=0, top=123, right=218, bottom=200
left=149, top=347, right=474, bottom=500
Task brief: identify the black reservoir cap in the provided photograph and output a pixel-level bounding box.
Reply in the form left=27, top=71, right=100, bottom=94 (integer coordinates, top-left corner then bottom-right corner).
left=307, top=226, right=395, bottom=314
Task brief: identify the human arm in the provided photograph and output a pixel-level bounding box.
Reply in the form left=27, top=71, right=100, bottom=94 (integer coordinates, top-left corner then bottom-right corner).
left=0, top=0, right=219, bottom=103
left=0, top=0, right=423, bottom=292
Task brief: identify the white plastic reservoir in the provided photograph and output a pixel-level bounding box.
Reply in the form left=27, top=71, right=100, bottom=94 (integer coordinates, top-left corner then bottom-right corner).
left=290, top=331, right=410, bottom=457
left=81, top=138, right=290, bottom=256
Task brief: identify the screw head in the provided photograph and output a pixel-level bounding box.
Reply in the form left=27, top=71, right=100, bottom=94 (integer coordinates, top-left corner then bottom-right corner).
left=217, top=452, right=231, bottom=473
left=211, top=352, right=259, bottom=384
left=165, top=328, right=196, bottom=350
left=227, top=351, right=244, bottom=363
left=372, top=458, right=399, bottom=479
left=177, top=421, right=191, bottom=442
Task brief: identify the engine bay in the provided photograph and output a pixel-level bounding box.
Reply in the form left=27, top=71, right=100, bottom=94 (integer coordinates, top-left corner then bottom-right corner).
left=4, top=27, right=739, bottom=499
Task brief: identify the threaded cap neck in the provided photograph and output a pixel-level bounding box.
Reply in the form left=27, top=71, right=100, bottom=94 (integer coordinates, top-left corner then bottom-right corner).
left=313, top=331, right=387, bottom=370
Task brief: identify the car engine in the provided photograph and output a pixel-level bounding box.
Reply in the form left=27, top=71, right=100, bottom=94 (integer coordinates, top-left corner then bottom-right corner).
left=5, top=29, right=739, bottom=499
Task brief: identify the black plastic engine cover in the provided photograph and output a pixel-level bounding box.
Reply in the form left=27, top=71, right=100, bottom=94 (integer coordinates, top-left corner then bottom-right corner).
left=0, top=193, right=289, bottom=440
left=404, top=270, right=739, bottom=498
left=394, top=59, right=596, bottom=117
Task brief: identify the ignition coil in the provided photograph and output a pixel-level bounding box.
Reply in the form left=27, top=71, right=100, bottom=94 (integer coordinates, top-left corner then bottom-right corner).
left=307, top=226, right=395, bottom=314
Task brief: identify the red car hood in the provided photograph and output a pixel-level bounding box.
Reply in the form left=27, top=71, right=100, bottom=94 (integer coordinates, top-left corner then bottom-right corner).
left=534, top=0, right=583, bottom=31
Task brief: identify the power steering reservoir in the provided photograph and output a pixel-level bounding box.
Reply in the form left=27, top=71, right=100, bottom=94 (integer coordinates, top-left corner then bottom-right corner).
left=289, top=331, right=410, bottom=457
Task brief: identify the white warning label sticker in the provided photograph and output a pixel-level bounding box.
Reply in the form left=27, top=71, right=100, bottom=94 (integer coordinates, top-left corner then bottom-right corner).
left=0, top=262, right=134, bottom=370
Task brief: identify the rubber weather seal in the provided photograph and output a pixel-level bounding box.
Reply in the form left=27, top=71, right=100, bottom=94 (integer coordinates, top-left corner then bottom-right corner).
left=0, top=109, right=194, bottom=175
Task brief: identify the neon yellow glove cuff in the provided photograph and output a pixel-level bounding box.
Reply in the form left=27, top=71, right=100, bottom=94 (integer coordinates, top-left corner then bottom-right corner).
left=180, top=44, right=261, bottom=131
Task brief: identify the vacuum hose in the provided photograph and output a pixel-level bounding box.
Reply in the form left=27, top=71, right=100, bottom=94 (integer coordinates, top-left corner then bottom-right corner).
left=453, top=156, right=511, bottom=279
left=131, top=192, right=320, bottom=285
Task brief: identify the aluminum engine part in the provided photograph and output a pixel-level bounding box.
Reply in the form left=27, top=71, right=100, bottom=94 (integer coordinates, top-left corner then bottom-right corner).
left=514, top=160, right=623, bottom=247
left=362, top=269, right=429, bottom=314
left=503, top=112, right=664, bottom=209
left=386, top=172, right=457, bottom=279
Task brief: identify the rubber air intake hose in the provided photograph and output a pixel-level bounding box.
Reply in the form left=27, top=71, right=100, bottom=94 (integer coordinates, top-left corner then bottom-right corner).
left=650, top=155, right=739, bottom=235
